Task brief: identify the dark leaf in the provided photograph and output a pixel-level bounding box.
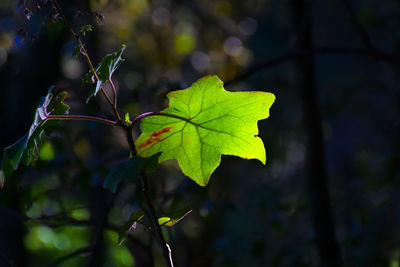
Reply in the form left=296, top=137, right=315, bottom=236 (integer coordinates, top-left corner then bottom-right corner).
left=118, top=210, right=144, bottom=245
left=85, top=44, right=126, bottom=103
left=80, top=25, right=93, bottom=36
left=72, top=45, right=82, bottom=58
left=103, top=153, right=160, bottom=193
left=0, top=86, right=70, bottom=185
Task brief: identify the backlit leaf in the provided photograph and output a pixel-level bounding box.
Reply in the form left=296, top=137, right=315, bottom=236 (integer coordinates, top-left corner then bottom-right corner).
left=118, top=210, right=144, bottom=245
left=135, top=75, right=275, bottom=186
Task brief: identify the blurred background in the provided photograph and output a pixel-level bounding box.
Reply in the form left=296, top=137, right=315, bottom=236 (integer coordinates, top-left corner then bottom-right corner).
left=0, top=0, right=400, bottom=266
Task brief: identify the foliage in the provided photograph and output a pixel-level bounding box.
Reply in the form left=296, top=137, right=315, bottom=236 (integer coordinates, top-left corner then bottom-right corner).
left=0, top=86, right=69, bottom=184
left=0, top=36, right=275, bottom=266
left=85, top=44, right=126, bottom=103
left=135, top=75, right=275, bottom=186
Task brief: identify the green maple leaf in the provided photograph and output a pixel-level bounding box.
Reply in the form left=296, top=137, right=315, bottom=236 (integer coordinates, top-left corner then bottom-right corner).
left=134, top=75, right=275, bottom=186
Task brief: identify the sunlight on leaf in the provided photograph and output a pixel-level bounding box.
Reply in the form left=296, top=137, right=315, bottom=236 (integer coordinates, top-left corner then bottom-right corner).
left=135, top=75, right=275, bottom=186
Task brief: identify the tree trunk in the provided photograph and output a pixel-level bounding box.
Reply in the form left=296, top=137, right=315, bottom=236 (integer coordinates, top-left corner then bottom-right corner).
left=291, top=0, right=341, bottom=266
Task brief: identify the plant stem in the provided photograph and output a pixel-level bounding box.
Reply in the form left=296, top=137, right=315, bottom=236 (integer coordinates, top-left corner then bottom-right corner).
left=140, top=172, right=174, bottom=267
left=109, top=78, right=121, bottom=121
left=46, top=114, right=117, bottom=127
left=51, top=0, right=121, bottom=121
left=124, top=125, right=174, bottom=267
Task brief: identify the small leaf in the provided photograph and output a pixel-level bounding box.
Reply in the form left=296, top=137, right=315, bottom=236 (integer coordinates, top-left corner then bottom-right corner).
left=118, top=210, right=144, bottom=245
left=125, top=112, right=131, bottom=124
left=80, top=24, right=93, bottom=36
left=0, top=86, right=70, bottom=185
left=85, top=44, right=126, bottom=103
left=103, top=153, right=160, bottom=193
left=135, top=75, right=275, bottom=186
left=72, top=45, right=82, bottom=58
left=158, top=206, right=192, bottom=227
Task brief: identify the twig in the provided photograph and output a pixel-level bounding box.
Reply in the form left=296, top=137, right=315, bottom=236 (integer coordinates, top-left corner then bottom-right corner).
left=225, top=46, right=399, bottom=86
left=340, top=0, right=376, bottom=53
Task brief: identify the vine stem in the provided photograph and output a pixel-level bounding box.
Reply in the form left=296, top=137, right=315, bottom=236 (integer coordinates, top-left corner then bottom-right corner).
left=46, top=114, right=117, bottom=127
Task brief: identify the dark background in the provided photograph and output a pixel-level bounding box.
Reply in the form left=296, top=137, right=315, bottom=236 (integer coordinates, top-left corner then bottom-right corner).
left=0, top=0, right=400, bottom=266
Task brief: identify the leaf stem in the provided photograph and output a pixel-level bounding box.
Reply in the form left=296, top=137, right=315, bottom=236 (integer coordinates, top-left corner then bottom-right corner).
left=46, top=114, right=117, bottom=127
left=109, top=77, right=121, bottom=121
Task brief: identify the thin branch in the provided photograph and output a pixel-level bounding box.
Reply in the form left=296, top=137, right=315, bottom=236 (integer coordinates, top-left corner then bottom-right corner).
left=225, top=46, right=399, bottom=86
left=224, top=53, right=294, bottom=87
left=46, top=114, right=117, bottom=126
left=340, top=0, right=376, bottom=53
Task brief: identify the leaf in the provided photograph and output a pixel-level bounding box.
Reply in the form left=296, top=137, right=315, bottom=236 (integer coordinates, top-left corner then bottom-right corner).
left=0, top=86, right=70, bottom=183
left=158, top=206, right=192, bottom=227
left=135, top=75, right=275, bottom=186
left=79, top=24, right=93, bottom=36
left=85, top=44, right=126, bottom=103
left=118, top=210, right=144, bottom=246
left=103, top=154, right=160, bottom=193
left=72, top=44, right=83, bottom=58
